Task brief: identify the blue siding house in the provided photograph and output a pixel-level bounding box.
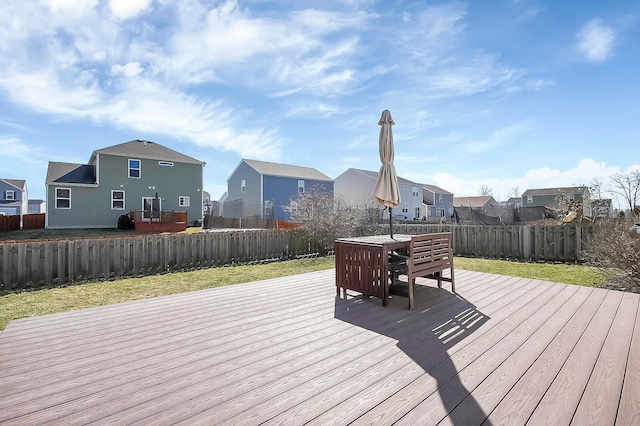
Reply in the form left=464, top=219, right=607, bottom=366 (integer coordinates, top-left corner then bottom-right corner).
left=422, top=184, right=454, bottom=219
left=224, top=159, right=333, bottom=221
left=0, top=179, right=28, bottom=216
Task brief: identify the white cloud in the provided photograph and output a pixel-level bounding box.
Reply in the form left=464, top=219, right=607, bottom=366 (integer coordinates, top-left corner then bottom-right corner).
left=429, top=158, right=626, bottom=201
left=576, top=19, right=616, bottom=63
left=111, top=62, right=144, bottom=77
left=42, top=0, right=98, bottom=17
left=109, top=0, right=152, bottom=20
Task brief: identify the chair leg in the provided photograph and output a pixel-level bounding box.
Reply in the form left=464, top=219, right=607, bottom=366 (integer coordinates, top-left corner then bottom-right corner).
left=451, top=267, right=455, bottom=293
left=408, top=277, right=415, bottom=310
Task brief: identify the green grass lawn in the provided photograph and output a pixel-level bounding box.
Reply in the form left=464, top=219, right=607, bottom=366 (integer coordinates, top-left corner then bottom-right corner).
left=0, top=256, right=604, bottom=331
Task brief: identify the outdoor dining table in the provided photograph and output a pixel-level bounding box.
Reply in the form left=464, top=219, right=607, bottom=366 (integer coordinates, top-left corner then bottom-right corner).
left=335, top=234, right=412, bottom=306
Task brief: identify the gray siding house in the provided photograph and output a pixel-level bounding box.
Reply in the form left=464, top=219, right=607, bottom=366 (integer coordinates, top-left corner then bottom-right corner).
left=0, top=179, right=28, bottom=216
left=334, top=168, right=424, bottom=220
left=521, top=186, right=591, bottom=216
left=224, top=159, right=333, bottom=221
left=45, top=140, right=205, bottom=229
left=422, top=184, right=454, bottom=219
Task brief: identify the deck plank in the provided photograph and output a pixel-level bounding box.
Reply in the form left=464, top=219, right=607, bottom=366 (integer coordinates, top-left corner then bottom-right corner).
left=572, top=292, right=639, bottom=425
left=482, top=287, right=607, bottom=425
left=0, top=268, right=638, bottom=426
left=525, top=290, right=624, bottom=425
left=616, top=294, right=640, bottom=425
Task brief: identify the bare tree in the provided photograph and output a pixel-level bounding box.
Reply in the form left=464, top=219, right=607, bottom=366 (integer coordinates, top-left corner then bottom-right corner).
left=589, top=178, right=604, bottom=200
left=586, top=215, right=640, bottom=292
left=609, top=171, right=640, bottom=212
left=509, top=186, right=520, bottom=198
left=285, top=186, right=359, bottom=253
left=478, top=185, right=494, bottom=197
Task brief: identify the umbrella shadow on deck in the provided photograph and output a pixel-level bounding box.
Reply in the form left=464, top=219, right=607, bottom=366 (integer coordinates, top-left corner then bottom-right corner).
left=334, top=282, right=492, bottom=425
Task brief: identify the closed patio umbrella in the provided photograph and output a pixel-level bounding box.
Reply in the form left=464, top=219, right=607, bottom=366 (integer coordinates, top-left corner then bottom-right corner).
left=372, top=109, right=401, bottom=237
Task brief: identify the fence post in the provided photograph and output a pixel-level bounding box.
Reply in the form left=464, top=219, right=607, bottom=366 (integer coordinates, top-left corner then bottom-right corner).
left=521, top=225, right=531, bottom=261
left=576, top=225, right=582, bottom=262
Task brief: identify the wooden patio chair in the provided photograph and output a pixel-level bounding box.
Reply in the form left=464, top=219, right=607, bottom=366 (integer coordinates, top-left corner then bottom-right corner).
left=394, top=232, right=456, bottom=310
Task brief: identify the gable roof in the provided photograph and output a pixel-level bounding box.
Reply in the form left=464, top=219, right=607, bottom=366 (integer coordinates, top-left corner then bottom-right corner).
left=92, top=140, right=204, bottom=165
left=453, top=196, right=497, bottom=208
left=1, top=179, right=26, bottom=190
left=421, top=184, right=453, bottom=195
left=46, top=162, right=97, bottom=185
left=341, top=168, right=418, bottom=187
left=522, top=186, right=588, bottom=197
left=242, top=159, right=332, bottom=181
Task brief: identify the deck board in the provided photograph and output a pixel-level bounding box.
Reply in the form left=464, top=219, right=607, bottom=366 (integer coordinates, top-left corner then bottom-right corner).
left=0, top=268, right=638, bottom=425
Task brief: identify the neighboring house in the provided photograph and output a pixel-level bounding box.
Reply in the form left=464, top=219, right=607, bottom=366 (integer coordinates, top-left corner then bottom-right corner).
left=28, top=199, right=46, bottom=214
left=503, top=197, right=522, bottom=209
left=421, top=184, right=454, bottom=219
left=334, top=168, right=424, bottom=220
left=224, top=159, right=333, bottom=221
left=521, top=186, right=591, bottom=216
left=45, top=140, right=205, bottom=229
left=453, top=196, right=501, bottom=215
left=0, top=179, right=28, bottom=216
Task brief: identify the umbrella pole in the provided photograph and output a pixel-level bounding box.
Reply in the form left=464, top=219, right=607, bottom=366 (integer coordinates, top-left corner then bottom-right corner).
left=389, top=206, right=393, bottom=238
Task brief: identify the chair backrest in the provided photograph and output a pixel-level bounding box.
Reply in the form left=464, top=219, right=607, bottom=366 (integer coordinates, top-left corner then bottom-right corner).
left=409, top=232, right=453, bottom=273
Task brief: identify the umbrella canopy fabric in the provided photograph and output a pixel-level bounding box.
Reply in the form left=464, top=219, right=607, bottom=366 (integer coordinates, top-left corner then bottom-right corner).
left=372, top=110, right=401, bottom=209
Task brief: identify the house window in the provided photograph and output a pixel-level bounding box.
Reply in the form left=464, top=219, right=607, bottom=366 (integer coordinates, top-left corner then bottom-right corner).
left=241, top=179, right=246, bottom=193
left=298, top=180, right=305, bottom=193
left=159, top=161, right=174, bottom=167
left=438, top=194, right=443, bottom=203
left=179, top=196, right=190, bottom=207
left=415, top=207, right=420, bottom=218
left=5, top=190, right=14, bottom=200
left=402, top=203, right=409, bottom=213
left=129, top=159, right=141, bottom=178
left=412, top=187, right=419, bottom=197
left=527, top=196, right=533, bottom=204
left=55, top=188, right=71, bottom=209
left=111, top=190, right=125, bottom=210
left=265, top=200, right=273, bottom=216
left=448, top=207, right=452, bottom=214
left=290, top=201, right=298, bottom=215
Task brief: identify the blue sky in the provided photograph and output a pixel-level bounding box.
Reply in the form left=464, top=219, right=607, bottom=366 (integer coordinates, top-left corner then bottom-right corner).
left=1, top=0, right=639, bottom=208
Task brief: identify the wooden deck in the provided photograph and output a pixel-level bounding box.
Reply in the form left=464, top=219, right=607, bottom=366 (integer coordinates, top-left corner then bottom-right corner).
left=0, top=269, right=638, bottom=425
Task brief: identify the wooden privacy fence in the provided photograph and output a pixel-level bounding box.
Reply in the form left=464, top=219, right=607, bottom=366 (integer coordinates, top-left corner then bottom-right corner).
left=0, top=230, right=318, bottom=293
left=0, top=215, right=20, bottom=232
left=23, top=213, right=45, bottom=230
left=0, top=213, right=46, bottom=231
left=357, top=224, right=590, bottom=263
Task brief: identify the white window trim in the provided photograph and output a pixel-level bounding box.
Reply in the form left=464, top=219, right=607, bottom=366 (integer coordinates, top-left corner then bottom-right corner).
left=179, top=196, right=190, bottom=207
left=241, top=179, right=246, bottom=193
left=412, top=187, right=419, bottom=197
left=298, top=180, right=305, bottom=193
left=128, top=158, right=141, bottom=179
left=55, top=187, right=71, bottom=209
left=5, top=190, right=15, bottom=200
left=159, top=161, right=174, bottom=167
left=527, top=196, right=533, bottom=204
left=111, top=190, right=125, bottom=210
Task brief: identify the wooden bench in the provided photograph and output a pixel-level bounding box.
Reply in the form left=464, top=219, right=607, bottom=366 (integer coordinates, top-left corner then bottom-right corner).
left=398, top=232, right=455, bottom=310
